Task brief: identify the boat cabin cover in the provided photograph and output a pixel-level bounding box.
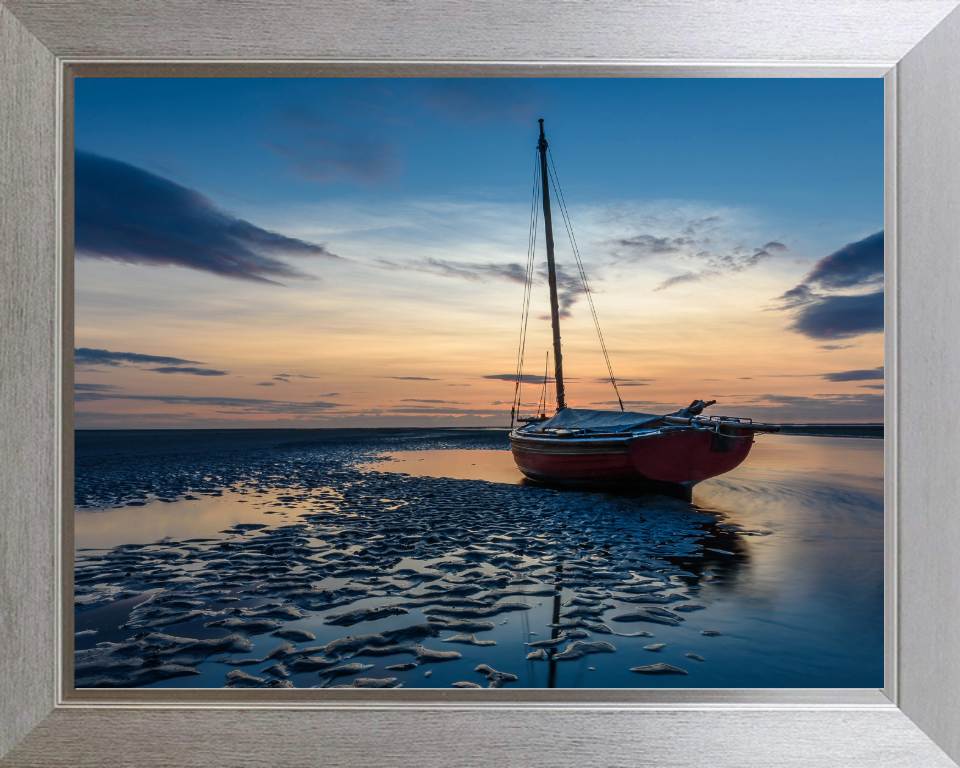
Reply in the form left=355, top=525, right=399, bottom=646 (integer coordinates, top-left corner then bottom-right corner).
left=517, top=408, right=661, bottom=434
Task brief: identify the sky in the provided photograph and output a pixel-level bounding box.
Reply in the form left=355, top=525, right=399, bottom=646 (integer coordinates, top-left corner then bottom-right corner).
left=74, top=78, right=884, bottom=428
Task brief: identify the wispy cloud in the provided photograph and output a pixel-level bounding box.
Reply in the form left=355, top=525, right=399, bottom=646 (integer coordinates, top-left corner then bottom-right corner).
left=76, top=151, right=338, bottom=284
left=384, top=406, right=506, bottom=415
left=821, top=366, right=883, bottom=382
left=484, top=373, right=554, bottom=384
left=588, top=400, right=672, bottom=408
left=74, top=383, right=121, bottom=392
left=262, top=82, right=543, bottom=194
left=76, top=411, right=198, bottom=422
left=652, top=245, right=778, bottom=291
left=265, top=108, right=401, bottom=185
left=720, top=392, right=883, bottom=422
left=539, top=263, right=586, bottom=318
left=149, top=366, right=229, bottom=376
left=375, top=257, right=527, bottom=285
left=594, top=377, right=652, bottom=386
left=74, top=348, right=229, bottom=377
left=264, top=81, right=541, bottom=187
left=420, top=79, right=543, bottom=125
left=382, top=376, right=440, bottom=381
left=375, top=257, right=588, bottom=318
left=74, top=391, right=345, bottom=415
left=606, top=210, right=786, bottom=291
left=75, top=348, right=200, bottom=367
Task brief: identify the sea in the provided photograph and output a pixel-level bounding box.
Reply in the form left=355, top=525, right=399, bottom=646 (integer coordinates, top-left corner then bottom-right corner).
left=73, top=427, right=883, bottom=690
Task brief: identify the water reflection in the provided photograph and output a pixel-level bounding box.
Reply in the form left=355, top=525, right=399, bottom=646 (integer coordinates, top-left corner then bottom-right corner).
left=74, top=489, right=312, bottom=550
left=359, top=449, right=525, bottom=485
left=666, top=521, right=750, bottom=591
left=74, top=433, right=882, bottom=689
left=359, top=435, right=884, bottom=688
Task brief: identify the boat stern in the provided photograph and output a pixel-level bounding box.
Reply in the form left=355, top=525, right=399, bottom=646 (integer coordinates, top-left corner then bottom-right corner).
left=628, top=426, right=755, bottom=485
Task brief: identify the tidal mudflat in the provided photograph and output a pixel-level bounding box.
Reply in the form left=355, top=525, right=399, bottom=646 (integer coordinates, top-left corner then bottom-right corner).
left=74, top=428, right=882, bottom=689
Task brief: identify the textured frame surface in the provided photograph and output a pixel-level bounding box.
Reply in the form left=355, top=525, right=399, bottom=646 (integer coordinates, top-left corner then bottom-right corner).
left=2, top=2, right=960, bottom=765
left=54, top=60, right=896, bottom=711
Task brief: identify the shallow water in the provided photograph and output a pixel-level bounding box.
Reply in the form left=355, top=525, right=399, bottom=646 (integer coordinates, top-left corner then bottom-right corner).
left=74, top=489, right=310, bottom=550
left=73, top=429, right=882, bottom=689
left=359, top=449, right=525, bottom=485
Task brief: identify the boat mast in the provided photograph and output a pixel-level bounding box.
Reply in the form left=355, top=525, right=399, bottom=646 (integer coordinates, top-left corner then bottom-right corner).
left=537, top=118, right=566, bottom=412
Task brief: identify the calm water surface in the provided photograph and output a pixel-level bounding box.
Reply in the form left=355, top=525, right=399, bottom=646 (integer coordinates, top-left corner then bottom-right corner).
left=360, top=435, right=884, bottom=688
left=74, top=431, right=882, bottom=689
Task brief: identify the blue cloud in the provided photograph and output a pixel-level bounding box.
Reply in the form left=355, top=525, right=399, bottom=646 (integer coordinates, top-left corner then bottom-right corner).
left=485, top=374, right=555, bottom=384
left=74, top=391, right=344, bottom=414
left=775, top=231, right=883, bottom=339
left=805, top=231, right=883, bottom=290
left=75, top=151, right=338, bottom=283
left=821, top=366, right=883, bottom=382
left=735, top=393, right=883, bottom=422
left=75, top=348, right=200, bottom=367
left=73, top=383, right=120, bottom=392
left=75, top=348, right=231, bottom=375
left=788, top=290, right=884, bottom=340
left=149, top=367, right=229, bottom=376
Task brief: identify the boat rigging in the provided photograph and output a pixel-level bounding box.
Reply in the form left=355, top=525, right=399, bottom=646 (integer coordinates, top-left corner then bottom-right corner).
left=508, top=119, right=779, bottom=501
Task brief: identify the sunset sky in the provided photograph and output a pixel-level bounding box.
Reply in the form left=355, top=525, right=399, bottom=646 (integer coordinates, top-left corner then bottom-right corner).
left=74, top=78, right=884, bottom=428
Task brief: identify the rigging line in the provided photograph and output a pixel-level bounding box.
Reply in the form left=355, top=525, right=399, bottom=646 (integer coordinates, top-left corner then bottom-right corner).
left=512, top=160, right=534, bottom=426
left=512, top=147, right=541, bottom=426
left=516, top=151, right=540, bottom=419
left=537, top=350, right=550, bottom=416
left=520, top=165, right=540, bottom=418
left=547, top=149, right=625, bottom=412
left=514, top=150, right=538, bottom=393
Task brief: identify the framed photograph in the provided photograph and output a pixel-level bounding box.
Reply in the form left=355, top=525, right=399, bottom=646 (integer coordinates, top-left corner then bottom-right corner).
left=2, top=1, right=960, bottom=765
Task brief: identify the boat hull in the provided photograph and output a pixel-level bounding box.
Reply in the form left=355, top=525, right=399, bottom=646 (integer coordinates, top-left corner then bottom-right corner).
left=510, top=427, right=754, bottom=500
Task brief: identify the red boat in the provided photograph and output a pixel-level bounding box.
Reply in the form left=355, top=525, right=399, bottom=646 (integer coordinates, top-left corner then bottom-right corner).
left=508, top=120, right=779, bottom=500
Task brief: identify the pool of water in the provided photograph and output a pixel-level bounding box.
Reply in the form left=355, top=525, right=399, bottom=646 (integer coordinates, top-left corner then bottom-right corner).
left=359, top=448, right=525, bottom=485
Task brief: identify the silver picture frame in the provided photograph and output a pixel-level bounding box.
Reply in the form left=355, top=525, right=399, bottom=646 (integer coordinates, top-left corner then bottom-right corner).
left=2, top=1, right=959, bottom=764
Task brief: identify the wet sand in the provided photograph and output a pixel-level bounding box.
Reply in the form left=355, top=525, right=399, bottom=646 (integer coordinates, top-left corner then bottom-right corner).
left=74, top=428, right=882, bottom=689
